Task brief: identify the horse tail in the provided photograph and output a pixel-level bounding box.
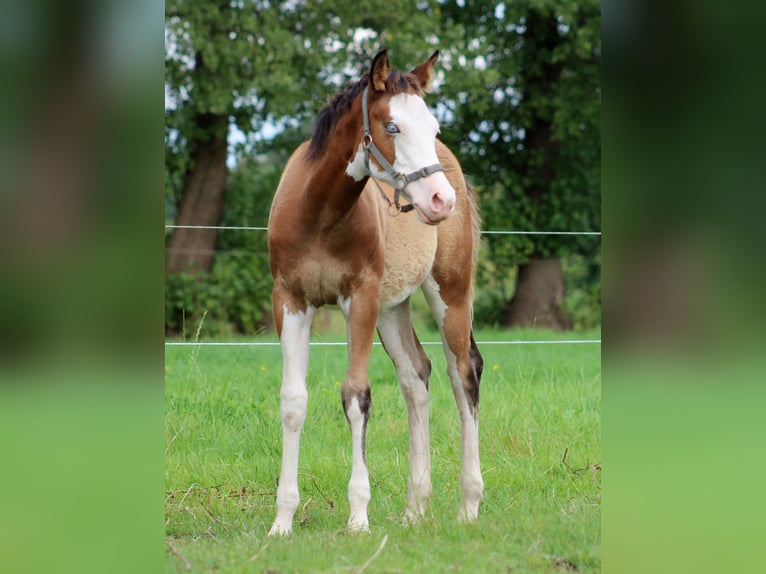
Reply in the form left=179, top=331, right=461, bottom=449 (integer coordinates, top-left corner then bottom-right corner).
left=464, top=179, right=482, bottom=280
left=463, top=178, right=482, bottom=311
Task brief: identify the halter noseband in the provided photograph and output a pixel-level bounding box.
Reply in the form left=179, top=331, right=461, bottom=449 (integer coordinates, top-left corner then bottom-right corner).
left=361, top=85, right=445, bottom=215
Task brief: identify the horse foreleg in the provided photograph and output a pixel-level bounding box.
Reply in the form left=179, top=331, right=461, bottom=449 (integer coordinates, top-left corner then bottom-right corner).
left=377, top=301, right=433, bottom=522
left=423, top=278, right=484, bottom=522
left=269, top=295, right=315, bottom=536
left=338, top=291, right=378, bottom=532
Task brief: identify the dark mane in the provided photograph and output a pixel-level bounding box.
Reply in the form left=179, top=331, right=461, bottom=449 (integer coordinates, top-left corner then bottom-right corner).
left=307, top=70, right=423, bottom=160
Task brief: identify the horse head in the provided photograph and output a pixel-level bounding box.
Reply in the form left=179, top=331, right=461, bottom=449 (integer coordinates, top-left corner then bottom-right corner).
left=346, top=50, right=457, bottom=224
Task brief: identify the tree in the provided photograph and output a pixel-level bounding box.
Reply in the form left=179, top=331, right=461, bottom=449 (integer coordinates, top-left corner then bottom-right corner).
left=438, top=0, right=601, bottom=329
left=164, top=151, right=285, bottom=336
left=164, top=1, right=332, bottom=275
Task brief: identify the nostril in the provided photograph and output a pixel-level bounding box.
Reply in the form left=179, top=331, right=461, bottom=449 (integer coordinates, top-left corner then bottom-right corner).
left=430, top=193, right=445, bottom=212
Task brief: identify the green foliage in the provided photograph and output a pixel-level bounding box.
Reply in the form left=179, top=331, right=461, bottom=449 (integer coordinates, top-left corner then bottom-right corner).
left=561, top=250, right=602, bottom=330
left=165, top=154, right=281, bottom=335
left=434, top=0, right=601, bottom=328
left=471, top=240, right=602, bottom=329
left=164, top=0, right=338, bottom=204
left=437, top=2, right=600, bottom=250
left=165, top=255, right=271, bottom=338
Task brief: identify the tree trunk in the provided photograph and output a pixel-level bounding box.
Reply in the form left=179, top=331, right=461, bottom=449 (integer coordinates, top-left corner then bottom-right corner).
left=504, top=11, right=570, bottom=330
left=505, top=256, right=571, bottom=330
left=165, top=112, right=228, bottom=276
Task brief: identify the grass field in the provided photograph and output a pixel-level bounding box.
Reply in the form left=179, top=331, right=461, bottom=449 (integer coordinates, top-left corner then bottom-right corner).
left=165, top=327, right=601, bottom=573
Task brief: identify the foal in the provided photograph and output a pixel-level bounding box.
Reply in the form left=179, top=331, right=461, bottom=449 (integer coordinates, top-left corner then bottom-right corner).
left=267, top=50, right=483, bottom=535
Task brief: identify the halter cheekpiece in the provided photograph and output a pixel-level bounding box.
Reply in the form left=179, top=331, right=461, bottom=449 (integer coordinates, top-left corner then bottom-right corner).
left=361, top=85, right=445, bottom=216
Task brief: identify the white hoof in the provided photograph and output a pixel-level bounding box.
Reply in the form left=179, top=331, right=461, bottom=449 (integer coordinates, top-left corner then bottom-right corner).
left=268, top=520, right=293, bottom=537
left=403, top=507, right=425, bottom=525
left=347, top=514, right=370, bottom=533
left=457, top=503, right=479, bottom=523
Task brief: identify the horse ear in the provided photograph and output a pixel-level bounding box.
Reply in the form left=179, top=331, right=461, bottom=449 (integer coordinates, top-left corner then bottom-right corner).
left=370, top=49, right=390, bottom=92
left=410, top=50, right=440, bottom=93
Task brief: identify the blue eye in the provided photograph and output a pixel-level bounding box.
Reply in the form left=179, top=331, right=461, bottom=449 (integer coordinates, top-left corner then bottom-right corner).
left=385, top=122, right=400, bottom=134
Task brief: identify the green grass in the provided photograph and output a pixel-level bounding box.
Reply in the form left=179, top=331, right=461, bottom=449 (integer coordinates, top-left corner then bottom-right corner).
left=165, top=327, right=600, bottom=573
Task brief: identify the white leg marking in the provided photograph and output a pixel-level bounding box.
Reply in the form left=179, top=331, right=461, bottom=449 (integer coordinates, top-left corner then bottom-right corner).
left=422, top=278, right=484, bottom=522
left=339, top=294, right=372, bottom=532
left=338, top=295, right=351, bottom=349
left=444, top=344, right=484, bottom=522
left=377, top=308, right=431, bottom=521
left=345, top=395, right=371, bottom=532
left=269, top=305, right=315, bottom=536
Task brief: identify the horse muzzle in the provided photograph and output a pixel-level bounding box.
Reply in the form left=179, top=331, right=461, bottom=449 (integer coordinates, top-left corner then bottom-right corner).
left=408, top=175, right=456, bottom=224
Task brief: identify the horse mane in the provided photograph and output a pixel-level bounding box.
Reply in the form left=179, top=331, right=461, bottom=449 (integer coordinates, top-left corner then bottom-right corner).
left=307, top=70, right=424, bottom=161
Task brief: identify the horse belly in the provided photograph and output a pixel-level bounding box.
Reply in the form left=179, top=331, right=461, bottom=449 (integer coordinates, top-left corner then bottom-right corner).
left=378, top=215, right=438, bottom=309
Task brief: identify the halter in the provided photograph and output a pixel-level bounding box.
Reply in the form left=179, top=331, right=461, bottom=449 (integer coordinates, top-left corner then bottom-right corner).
left=361, top=85, right=445, bottom=216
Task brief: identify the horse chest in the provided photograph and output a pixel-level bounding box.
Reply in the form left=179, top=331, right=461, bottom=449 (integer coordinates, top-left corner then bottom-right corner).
left=283, top=240, right=382, bottom=307
left=378, top=215, right=439, bottom=309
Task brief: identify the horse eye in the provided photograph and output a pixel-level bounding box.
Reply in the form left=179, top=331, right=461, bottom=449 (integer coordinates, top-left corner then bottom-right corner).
left=385, top=122, right=400, bottom=134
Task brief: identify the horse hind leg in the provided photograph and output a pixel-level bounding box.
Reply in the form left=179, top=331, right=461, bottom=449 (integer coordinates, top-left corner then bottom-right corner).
left=269, top=294, right=315, bottom=536
left=423, top=277, right=484, bottom=522
left=377, top=301, right=433, bottom=522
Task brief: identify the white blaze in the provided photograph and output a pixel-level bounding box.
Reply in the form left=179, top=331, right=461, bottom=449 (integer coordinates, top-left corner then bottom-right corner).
left=388, top=94, right=456, bottom=220
left=387, top=94, right=442, bottom=175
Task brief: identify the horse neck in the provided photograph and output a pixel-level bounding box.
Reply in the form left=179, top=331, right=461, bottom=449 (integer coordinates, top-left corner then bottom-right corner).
left=306, top=105, right=369, bottom=220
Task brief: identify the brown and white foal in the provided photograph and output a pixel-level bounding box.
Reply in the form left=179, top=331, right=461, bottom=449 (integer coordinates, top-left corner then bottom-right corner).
left=267, top=50, right=483, bottom=535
